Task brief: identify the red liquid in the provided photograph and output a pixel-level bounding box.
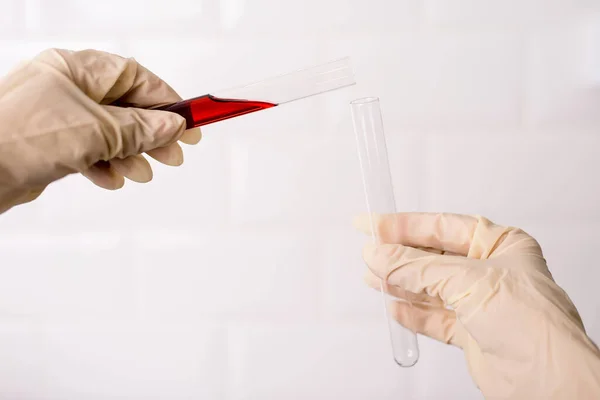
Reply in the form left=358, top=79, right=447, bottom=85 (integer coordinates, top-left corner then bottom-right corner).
left=160, top=94, right=277, bottom=129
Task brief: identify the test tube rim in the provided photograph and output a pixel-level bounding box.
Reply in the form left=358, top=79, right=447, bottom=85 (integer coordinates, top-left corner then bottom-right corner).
left=350, top=96, right=380, bottom=105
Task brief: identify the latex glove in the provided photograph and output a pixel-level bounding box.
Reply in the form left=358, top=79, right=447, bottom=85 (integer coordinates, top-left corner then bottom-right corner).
left=355, top=212, right=600, bottom=399
left=0, top=48, right=202, bottom=214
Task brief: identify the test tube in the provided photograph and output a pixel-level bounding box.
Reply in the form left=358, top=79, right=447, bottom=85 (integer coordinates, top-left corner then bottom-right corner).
left=159, top=57, right=355, bottom=128
left=350, top=97, right=420, bottom=368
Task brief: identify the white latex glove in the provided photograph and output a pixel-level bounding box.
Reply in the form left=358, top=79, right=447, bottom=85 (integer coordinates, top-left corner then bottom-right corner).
left=0, top=48, right=202, bottom=214
left=355, top=212, right=600, bottom=399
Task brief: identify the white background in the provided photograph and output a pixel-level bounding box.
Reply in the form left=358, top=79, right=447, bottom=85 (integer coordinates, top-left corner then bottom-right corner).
left=1, top=0, right=600, bottom=399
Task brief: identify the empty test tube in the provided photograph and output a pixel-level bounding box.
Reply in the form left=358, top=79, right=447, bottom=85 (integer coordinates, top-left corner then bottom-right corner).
left=350, top=97, right=420, bottom=367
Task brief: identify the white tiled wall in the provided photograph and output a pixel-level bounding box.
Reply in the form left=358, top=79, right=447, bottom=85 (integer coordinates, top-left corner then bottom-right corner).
left=0, top=1, right=599, bottom=399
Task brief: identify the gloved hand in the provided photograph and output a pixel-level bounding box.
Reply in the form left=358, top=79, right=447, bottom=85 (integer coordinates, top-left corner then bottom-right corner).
left=0, top=48, right=201, bottom=214
left=355, top=212, right=600, bottom=399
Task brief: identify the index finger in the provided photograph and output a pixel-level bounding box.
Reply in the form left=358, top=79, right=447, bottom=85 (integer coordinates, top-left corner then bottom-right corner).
left=354, top=212, right=479, bottom=256
left=34, top=48, right=182, bottom=108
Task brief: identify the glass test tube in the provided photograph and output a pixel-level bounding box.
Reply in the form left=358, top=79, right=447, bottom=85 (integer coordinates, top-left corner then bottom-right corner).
left=159, top=57, right=355, bottom=129
left=350, top=97, right=420, bottom=368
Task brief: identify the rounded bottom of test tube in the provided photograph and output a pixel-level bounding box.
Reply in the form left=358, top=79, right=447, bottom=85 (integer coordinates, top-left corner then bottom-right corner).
left=382, top=286, right=420, bottom=368
left=393, top=351, right=419, bottom=368
left=388, top=323, right=420, bottom=368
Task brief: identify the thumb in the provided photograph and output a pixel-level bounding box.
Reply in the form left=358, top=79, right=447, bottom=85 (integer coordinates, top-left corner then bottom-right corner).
left=363, top=243, right=479, bottom=306
left=98, top=105, right=186, bottom=160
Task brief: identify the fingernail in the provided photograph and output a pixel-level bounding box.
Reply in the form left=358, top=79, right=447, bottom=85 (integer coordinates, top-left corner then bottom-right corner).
left=111, top=156, right=153, bottom=183
left=82, top=165, right=125, bottom=190
left=146, top=143, right=184, bottom=167
left=173, top=152, right=183, bottom=166
left=169, top=145, right=184, bottom=166
left=180, top=128, right=202, bottom=145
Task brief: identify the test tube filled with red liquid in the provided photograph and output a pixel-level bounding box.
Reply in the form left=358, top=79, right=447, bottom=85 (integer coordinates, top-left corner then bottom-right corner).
left=157, top=57, right=355, bottom=129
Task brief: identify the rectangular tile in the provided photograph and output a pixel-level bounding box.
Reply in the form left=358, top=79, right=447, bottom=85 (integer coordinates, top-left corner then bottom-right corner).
left=217, top=0, right=421, bottom=35
left=228, top=132, right=365, bottom=225
left=41, top=321, right=226, bottom=399
left=0, top=320, right=46, bottom=400
left=133, top=230, right=320, bottom=321
left=319, top=32, right=522, bottom=132
left=34, top=0, right=216, bottom=36
left=524, top=21, right=600, bottom=131
left=425, top=0, right=598, bottom=27
left=0, top=1, right=23, bottom=35
left=421, top=134, right=600, bottom=222
left=0, top=233, right=135, bottom=318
